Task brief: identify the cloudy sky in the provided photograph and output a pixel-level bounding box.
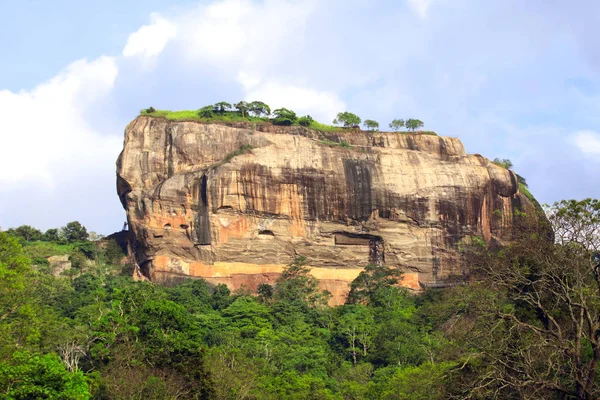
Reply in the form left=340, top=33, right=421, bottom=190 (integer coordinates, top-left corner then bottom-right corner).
left=2, top=0, right=600, bottom=235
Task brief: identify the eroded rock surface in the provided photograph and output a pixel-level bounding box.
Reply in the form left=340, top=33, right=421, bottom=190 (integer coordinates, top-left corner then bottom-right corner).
left=117, top=116, right=536, bottom=304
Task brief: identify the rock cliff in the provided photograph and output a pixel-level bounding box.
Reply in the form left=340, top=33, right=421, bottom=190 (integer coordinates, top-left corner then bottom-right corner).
left=117, top=116, right=536, bottom=304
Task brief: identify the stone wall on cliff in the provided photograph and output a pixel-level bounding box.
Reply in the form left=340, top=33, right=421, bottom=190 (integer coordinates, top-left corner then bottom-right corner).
left=116, top=116, right=536, bottom=304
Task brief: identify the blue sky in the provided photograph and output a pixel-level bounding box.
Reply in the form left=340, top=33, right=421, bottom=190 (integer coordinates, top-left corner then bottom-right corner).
left=2, top=0, right=600, bottom=235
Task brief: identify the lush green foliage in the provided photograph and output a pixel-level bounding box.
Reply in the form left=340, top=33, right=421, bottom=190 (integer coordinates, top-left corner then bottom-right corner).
left=405, top=118, right=424, bottom=131
left=139, top=105, right=439, bottom=136
left=298, top=115, right=314, bottom=127
left=5, top=197, right=599, bottom=398
left=333, top=111, right=361, bottom=128
left=271, top=108, right=297, bottom=126
left=389, top=119, right=405, bottom=131
left=363, top=120, right=379, bottom=131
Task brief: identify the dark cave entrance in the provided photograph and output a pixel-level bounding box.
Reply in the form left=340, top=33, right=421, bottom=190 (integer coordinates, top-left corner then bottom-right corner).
left=334, top=232, right=385, bottom=265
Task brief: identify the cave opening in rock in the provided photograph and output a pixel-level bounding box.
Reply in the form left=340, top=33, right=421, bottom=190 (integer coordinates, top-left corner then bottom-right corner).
left=334, top=232, right=385, bottom=265
left=258, top=230, right=275, bottom=236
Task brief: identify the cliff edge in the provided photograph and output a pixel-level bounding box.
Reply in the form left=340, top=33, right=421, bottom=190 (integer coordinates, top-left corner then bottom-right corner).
left=117, top=116, right=536, bottom=304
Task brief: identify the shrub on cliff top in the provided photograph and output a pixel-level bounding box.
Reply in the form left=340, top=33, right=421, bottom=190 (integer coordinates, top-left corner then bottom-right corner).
left=298, top=115, right=314, bottom=127
left=198, top=105, right=214, bottom=118
left=271, top=108, right=297, bottom=126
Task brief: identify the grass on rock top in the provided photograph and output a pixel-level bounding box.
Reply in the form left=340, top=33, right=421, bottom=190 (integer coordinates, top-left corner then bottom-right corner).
left=139, top=109, right=437, bottom=135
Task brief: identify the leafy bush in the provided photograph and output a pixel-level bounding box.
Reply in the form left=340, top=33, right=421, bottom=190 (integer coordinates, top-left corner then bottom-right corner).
left=145, top=106, right=156, bottom=113
left=271, top=108, right=297, bottom=126
left=198, top=105, right=214, bottom=118
left=298, top=115, right=314, bottom=127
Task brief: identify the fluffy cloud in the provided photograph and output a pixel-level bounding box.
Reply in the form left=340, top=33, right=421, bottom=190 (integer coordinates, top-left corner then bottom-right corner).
left=0, top=56, right=121, bottom=185
left=573, top=130, right=600, bottom=156
left=245, top=81, right=345, bottom=122
left=122, top=13, right=177, bottom=58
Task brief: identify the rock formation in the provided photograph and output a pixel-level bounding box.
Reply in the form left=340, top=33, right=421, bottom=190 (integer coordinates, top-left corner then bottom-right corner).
left=117, top=116, right=537, bottom=304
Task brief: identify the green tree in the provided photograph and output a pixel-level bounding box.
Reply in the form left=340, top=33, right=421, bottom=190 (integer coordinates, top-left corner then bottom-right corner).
left=406, top=118, right=424, bottom=132
left=492, top=157, right=513, bottom=169
left=213, top=101, right=232, bottom=114
left=103, top=239, right=125, bottom=265
left=42, top=228, right=61, bottom=242
left=61, top=221, right=88, bottom=243
left=333, top=112, right=361, bottom=128
left=0, top=351, right=90, bottom=399
left=337, top=304, right=375, bottom=366
left=405, top=119, right=424, bottom=131
left=347, top=264, right=402, bottom=305
left=198, top=105, right=214, bottom=118
left=235, top=101, right=250, bottom=118
left=0, top=232, right=34, bottom=350
left=5, top=225, right=42, bottom=242
left=389, top=119, right=405, bottom=131
left=271, top=108, right=297, bottom=126
left=363, top=119, right=379, bottom=131
left=448, top=199, right=600, bottom=399
left=248, top=101, right=271, bottom=117
left=273, top=256, right=331, bottom=307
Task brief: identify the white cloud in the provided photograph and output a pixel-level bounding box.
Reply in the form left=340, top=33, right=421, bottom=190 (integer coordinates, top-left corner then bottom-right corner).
left=122, top=12, right=177, bottom=58
left=245, top=81, right=345, bottom=122
left=407, top=0, right=437, bottom=18
left=0, top=56, right=122, bottom=185
left=176, top=0, right=316, bottom=72
left=572, top=130, right=600, bottom=156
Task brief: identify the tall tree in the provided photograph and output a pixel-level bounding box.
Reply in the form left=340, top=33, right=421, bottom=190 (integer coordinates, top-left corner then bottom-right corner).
left=389, top=119, right=405, bottom=131
left=333, top=112, right=361, bottom=128
left=273, top=256, right=331, bottom=307
left=213, top=101, right=232, bottom=114
left=61, top=221, right=89, bottom=243
left=235, top=101, right=250, bottom=118
left=405, top=119, right=424, bottom=131
left=248, top=101, right=271, bottom=117
left=363, top=120, right=379, bottom=131
left=451, top=198, right=600, bottom=399
left=347, top=264, right=402, bottom=305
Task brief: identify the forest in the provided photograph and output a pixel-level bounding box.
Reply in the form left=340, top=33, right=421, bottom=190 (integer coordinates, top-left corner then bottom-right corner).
left=1, top=198, right=599, bottom=399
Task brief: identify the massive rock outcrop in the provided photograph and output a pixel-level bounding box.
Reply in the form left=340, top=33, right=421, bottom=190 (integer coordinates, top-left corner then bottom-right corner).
left=117, top=116, right=536, bottom=304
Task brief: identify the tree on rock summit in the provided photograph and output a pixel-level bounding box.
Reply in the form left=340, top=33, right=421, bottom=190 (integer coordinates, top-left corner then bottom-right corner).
left=333, top=112, right=361, bottom=128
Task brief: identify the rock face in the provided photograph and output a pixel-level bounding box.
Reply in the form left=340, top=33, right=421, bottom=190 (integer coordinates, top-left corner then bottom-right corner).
left=117, top=116, right=536, bottom=304
left=47, top=255, right=71, bottom=276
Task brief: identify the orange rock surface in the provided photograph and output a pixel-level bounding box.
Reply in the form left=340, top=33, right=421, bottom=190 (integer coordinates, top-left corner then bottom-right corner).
left=117, top=117, right=537, bottom=304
